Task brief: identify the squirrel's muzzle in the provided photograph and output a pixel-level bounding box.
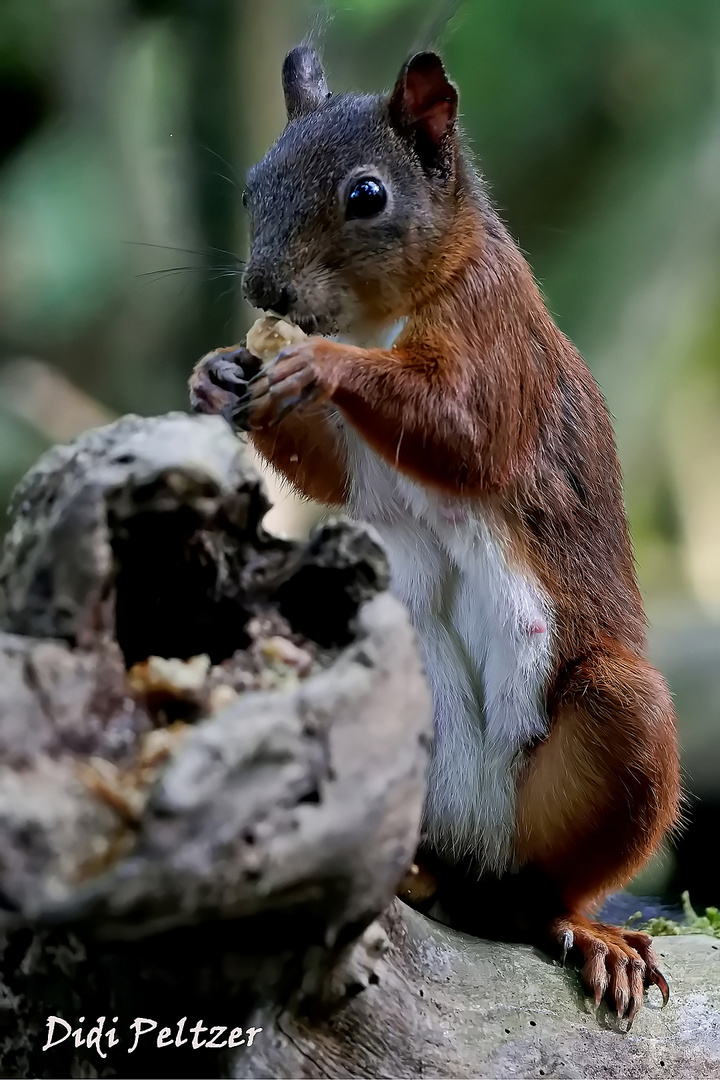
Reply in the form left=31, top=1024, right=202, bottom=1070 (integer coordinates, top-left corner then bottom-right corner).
left=243, top=268, right=297, bottom=317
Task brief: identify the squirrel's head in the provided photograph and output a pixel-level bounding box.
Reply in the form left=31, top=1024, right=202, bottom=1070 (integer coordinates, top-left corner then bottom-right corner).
left=242, top=47, right=461, bottom=337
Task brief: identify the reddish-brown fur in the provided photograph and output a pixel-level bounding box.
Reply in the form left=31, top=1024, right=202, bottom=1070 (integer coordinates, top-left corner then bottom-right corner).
left=250, top=415, right=347, bottom=507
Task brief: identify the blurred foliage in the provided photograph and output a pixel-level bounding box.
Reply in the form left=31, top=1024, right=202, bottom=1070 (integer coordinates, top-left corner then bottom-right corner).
left=0, top=0, right=719, bottom=612
left=632, top=891, right=720, bottom=939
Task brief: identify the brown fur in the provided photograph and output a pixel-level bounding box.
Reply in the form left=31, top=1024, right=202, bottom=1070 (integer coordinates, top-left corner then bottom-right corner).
left=250, top=414, right=347, bottom=507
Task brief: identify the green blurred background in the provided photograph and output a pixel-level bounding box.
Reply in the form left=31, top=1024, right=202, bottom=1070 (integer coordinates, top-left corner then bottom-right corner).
left=0, top=0, right=719, bottom=905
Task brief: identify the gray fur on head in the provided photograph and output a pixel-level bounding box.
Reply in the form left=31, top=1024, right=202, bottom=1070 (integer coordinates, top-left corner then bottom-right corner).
left=282, top=46, right=331, bottom=121
left=242, top=49, right=473, bottom=338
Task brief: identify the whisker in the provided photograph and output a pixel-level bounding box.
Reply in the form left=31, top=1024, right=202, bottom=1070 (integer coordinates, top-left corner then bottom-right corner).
left=124, top=241, right=215, bottom=259
left=131, top=266, right=241, bottom=292
left=124, top=240, right=245, bottom=265
left=213, top=170, right=237, bottom=189
left=213, top=281, right=243, bottom=308
left=135, top=266, right=224, bottom=279
left=202, top=145, right=243, bottom=187
left=135, top=264, right=242, bottom=279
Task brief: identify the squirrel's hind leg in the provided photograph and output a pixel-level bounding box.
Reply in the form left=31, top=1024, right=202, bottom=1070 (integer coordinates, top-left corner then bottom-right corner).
left=515, top=646, right=680, bottom=1018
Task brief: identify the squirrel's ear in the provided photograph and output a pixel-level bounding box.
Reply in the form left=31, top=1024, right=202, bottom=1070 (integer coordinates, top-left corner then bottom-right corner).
left=283, top=46, right=330, bottom=121
left=389, top=52, right=458, bottom=147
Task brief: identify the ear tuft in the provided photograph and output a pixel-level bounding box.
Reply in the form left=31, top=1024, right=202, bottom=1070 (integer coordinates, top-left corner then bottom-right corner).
left=283, top=46, right=330, bottom=122
left=389, top=52, right=458, bottom=148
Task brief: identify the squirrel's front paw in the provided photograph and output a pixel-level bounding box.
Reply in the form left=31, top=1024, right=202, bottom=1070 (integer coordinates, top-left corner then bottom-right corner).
left=188, top=344, right=261, bottom=429
left=247, top=340, right=332, bottom=428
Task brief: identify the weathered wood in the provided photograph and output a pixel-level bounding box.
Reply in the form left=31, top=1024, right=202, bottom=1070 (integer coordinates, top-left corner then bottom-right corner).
left=0, top=412, right=431, bottom=1077
left=242, top=902, right=720, bottom=1080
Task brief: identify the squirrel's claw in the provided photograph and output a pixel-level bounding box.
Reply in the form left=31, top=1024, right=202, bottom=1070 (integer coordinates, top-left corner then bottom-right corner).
left=206, top=347, right=261, bottom=388
left=267, top=386, right=322, bottom=427
left=646, top=964, right=670, bottom=1008
left=207, top=361, right=249, bottom=394
left=246, top=345, right=324, bottom=428
left=559, top=928, right=573, bottom=967
left=621, top=929, right=670, bottom=1007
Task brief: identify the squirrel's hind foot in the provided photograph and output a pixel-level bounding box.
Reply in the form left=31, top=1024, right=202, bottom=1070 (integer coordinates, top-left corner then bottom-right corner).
left=550, top=915, right=669, bottom=1023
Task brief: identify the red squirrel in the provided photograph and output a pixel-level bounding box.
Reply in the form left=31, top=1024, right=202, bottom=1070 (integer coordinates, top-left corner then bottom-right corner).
left=190, top=47, right=680, bottom=1021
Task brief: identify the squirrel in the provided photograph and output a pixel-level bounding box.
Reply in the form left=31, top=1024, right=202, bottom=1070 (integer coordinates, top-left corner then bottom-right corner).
left=189, top=46, right=680, bottom=1021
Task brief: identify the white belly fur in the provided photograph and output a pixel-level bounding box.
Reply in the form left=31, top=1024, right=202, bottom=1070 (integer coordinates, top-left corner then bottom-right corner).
left=337, top=424, right=554, bottom=873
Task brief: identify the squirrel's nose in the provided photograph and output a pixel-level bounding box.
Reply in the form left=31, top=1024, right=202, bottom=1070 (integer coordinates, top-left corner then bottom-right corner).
left=243, top=270, right=296, bottom=316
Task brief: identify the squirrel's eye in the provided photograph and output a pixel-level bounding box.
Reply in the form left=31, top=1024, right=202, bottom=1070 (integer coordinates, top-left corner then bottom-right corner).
left=346, top=177, right=387, bottom=220
left=242, top=190, right=249, bottom=210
